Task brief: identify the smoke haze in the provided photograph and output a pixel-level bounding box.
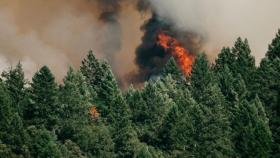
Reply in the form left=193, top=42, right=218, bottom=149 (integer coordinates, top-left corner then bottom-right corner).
left=149, top=0, right=280, bottom=62
left=0, top=0, right=279, bottom=86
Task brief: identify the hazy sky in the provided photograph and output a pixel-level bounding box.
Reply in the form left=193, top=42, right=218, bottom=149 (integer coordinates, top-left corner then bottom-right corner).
left=0, top=0, right=279, bottom=82
left=150, top=0, right=280, bottom=61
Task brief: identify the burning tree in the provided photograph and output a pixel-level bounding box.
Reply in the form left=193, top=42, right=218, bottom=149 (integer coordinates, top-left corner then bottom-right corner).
left=157, top=32, right=195, bottom=76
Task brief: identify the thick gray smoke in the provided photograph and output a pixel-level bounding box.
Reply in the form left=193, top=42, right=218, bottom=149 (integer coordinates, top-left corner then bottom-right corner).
left=0, top=0, right=279, bottom=87
left=0, top=0, right=145, bottom=82
left=149, top=0, right=280, bottom=62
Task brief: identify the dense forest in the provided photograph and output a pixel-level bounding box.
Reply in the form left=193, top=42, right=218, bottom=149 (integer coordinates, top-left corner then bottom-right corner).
left=0, top=30, right=279, bottom=158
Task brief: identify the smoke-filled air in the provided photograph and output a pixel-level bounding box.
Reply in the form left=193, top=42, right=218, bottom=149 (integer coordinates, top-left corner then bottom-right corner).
left=0, top=0, right=280, bottom=87
left=1, top=0, right=280, bottom=157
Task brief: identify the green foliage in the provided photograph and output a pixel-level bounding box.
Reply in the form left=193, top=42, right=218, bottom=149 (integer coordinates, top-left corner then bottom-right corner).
left=1, top=31, right=280, bottom=158
left=136, top=81, right=174, bottom=145
left=191, top=53, right=214, bottom=100
left=253, top=31, right=280, bottom=157
left=26, top=126, right=62, bottom=158
left=74, top=125, right=115, bottom=158
left=1, top=62, right=26, bottom=116
left=162, top=57, right=183, bottom=78
left=26, top=66, right=59, bottom=129
left=57, top=67, right=93, bottom=141
left=267, top=29, right=280, bottom=60
left=232, top=99, right=272, bottom=158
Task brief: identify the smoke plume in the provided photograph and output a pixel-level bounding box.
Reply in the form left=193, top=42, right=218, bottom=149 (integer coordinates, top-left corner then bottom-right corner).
left=148, top=0, right=280, bottom=62
left=0, top=0, right=280, bottom=87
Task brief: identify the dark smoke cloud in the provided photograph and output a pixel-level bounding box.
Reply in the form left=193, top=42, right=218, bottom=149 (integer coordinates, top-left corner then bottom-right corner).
left=127, top=13, right=204, bottom=84
left=1, top=0, right=279, bottom=88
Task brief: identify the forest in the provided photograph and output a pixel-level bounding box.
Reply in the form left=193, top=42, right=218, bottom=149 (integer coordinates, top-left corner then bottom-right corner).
left=0, top=30, right=279, bottom=158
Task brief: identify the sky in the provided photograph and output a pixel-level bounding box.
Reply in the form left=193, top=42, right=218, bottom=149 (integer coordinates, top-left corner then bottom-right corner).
left=0, top=0, right=279, bottom=83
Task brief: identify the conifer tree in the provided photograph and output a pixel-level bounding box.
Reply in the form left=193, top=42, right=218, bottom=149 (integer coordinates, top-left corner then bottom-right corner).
left=1, top=62, right=26, bottom=115
left=232, top=38, right=256, bottom=86
left=191, top=53, right=214, bottom=101
left=215, top=47, right=235, bottom=72
left=0, top=82, right=30, bottom=157
left=159, top=90, right=196, bottom=156
left=81, top=51, right=139, bottom=157
left=125, top=87, right=147, bottom=124
left=26, top=66, right=59, bottom=129
left=80, top=50, right=102, bottom=93
left=254, top=30, right=280, bottom=157
left=57, top=67, right=93, bottom=140
left=139, top=81, right=174, bottom=145
left=162, top=57, right=183, bottom=78
left=26, top=126, right=62, bottom=158
left=266, top=29, right=280, bottom=60
left=191, top=53, right=233, bottom=157
left=232, top=99, right=272, bottom=157
left=81, top=51, right=120, bottom=118
left=216, top=65, right=238, bottom=107
left=74, top=125, right=115, bottom=158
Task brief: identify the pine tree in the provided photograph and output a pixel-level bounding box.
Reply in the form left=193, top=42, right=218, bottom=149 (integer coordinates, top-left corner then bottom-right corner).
left=74, top=125, right=115, bottom=158
left=138, top=80, right=174, bottom=145
left=0, top=82, right=13, bottom=131
left=1, top=62, right=26, bottom=115
left=80, top=50, right=102, bottom=93
left=195, top=83, right=233, bottom=157
left=59, top=67, right=92, bottom=119
left=231, top=38, right=256, bottom=86
left=191, top=53, right=233, bottom=157
left=253, top=31, right=280, bottom=156
left=266, top=29, right=280, bottom=60
left=26, top=126, right=62, bottom=158
left=216, top=64, right=238, bottom=107
left=81, top=51, right=120, bottom=118
left=81, top=51, right=140, bottom=157
left=215, top=47, right=236, bottom=72
left=215, top=38, right=256, bottom=89
left=26, top=66, right=59, bottom=130
left=159, top=90, right=196, bottom=157
left=232, top=98, right=272, bottom=157
left=57, top=67, right=93, bottom=141
left=162, top=57, right=183, bottom=78
left=125, top=86, right=149, bottom=125
left=191, top=53, right=214, bottom=101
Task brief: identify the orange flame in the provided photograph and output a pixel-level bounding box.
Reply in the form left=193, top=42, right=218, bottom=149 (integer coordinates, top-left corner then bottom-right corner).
left=157, top=32, right=195, bottom=75
left=89, top=106, right=100, bottom=120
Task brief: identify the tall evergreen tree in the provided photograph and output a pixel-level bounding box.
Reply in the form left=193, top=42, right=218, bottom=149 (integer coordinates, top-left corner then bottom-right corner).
left=1, top=62, right=26, bottom=115
left=215, top=38, right=256, bottom=89
left=82, top=54, right=140, bottom=157
left=26, top=126, right=62, bottom=158
left=266, top=29, right=280, bottom=60
left=159, top=89, right=196, bottom=157
left=253, top=30, right=280, bottom=157
left=81, top=51, right=120, bottom=119
left=162, top=57, right=183, bottom=78
left=216, top=64, right=238, bottom=107
left=26, top=66, right=59, bottom=130
left=57, top=67, right=94, bottom=140
left=215, top=47, right=236, bottom=72
left=80, top=50, right=102, bottom=93
left=191, top=53, right=233, bottom=157
left=0, top=82, right=29, bottom=157
left=232, top=98, right=272, bottom=157
left=191, top=53, right=214, bottom=101
left=74, top=125, right=115, bottom=158
left=138, top=81, right=174, bottom=145
left=195, top=83, right=233, bottom=157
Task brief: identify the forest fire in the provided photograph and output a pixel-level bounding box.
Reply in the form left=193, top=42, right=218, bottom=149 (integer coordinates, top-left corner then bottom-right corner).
left=157, top=32, right=195, bottom=76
